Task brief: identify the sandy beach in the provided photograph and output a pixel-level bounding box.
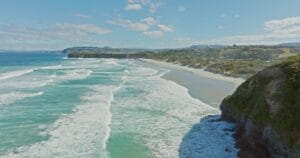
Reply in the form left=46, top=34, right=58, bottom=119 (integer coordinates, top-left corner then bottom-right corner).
left=141, top=59, right=245, bottom=87
left=137, top=58, right=240, bottom=157
left=139, top=58, right=245, bottom=108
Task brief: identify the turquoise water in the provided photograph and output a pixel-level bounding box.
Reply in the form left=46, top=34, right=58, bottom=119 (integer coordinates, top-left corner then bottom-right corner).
left=0, top=52, right=236, bottom=158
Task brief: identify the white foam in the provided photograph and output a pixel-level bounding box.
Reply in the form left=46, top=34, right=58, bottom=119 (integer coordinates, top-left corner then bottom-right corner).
left=102, top=59, right=119, bottom=66
left=0, top=91, right=43, bottom=106
left=111, top=61, right=238, bottom=158
left=0, top=73, right=57, bottom=89
left=0, top=59, right=238, bottom=158
left=0, top=69, right=34, bottom=81
left=38, top=65, right=63, bottom=70
left=0, top=63, right=95, bottom=91
left=1, top=85, right=120, bottom=158
left=59, top=69, right=92, bottom=80
left=55, top=58, right=124, bottom=71
left=39, top=64, right=94, bottom=70
left=37, top=79, right=55, bottom=87
left=179, top=115, right=238, bottom=158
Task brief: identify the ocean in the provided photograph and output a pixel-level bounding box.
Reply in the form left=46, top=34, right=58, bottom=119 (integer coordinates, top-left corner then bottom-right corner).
left=0, top=52, right=237, bottom=158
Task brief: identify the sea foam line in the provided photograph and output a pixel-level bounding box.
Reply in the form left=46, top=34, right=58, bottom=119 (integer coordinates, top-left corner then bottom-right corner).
left=0, top=63, right=64, bottom=81
left=0, top=91, right=43, bottom=106
left=0, top=69, right=34, bottom=81
left=38, top=65, right=63, bottom=70
left=59, top=69, right=92, bottom=80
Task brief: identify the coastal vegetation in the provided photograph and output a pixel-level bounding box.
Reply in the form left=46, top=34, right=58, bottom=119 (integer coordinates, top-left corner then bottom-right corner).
left=65, top=44, right=300, bottom=79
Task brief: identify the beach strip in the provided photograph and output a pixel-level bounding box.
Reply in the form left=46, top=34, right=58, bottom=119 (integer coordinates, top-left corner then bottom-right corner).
left=140, top=59, right=245, bottom=87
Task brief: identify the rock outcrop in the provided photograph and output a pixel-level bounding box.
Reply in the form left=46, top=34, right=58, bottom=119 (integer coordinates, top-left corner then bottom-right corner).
left=220, top=55, right=300, bottom=158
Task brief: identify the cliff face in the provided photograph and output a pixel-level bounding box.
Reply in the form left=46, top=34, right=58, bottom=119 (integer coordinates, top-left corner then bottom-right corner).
left=220, top=55, right=300, bottom=158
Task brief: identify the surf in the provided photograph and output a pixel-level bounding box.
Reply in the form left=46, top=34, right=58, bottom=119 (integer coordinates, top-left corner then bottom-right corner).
left=0, top=91, right=44, bottom=106
left=1, top=85, right=120, bottom=158
left=0, top=69, right=34, bottom=81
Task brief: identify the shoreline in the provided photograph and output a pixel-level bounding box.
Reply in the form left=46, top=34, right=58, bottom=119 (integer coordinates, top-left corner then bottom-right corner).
left=138, top=59, right=240, bottom=157
left=138, top=58, right=244, bottom=108
left=140, top=59, right=245, bottom=87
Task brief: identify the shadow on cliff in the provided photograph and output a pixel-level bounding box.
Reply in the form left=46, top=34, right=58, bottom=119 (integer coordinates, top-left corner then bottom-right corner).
left=179, top=114, right=238, bottom=158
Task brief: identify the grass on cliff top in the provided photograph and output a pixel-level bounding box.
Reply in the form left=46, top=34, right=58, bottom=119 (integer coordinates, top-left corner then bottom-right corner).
left=205, top=60, right=270, bottom=78
left=222, top=55, right=300, bottom=146
left=273, top=55, right=300, bottom=145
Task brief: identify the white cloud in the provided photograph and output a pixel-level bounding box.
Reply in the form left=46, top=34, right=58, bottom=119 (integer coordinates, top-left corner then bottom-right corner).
left=220, top=13, right=241, bottom=19
left=198, top=35, right=267, bottom=45
left=220, top=13, right=226, bottom=18
left=108, top=17, right=173, bottom=38
left=0, top=23, right=112, bottom=42
left=141, top=17, right=157, bottom=26
left=157, top=24, right=173, bottom=32
left=143, top=30, right=163, bottom=37
left=179, top=16, right=300, bottom=45
left=75, top=13, right=91, bottom=19
left=234, top=14, right=240, bottom=18
left=128, top=0, right=149, bottom=4
left=264, top=16, right=300, bottom=32
left=54, top=23, right=112, bottom=35
left=125, top=4, right=142, bottom=11
left=217, top=25, right=224, bottom=30
left=149, top=2, right=162, bottom=13
left=125, top=0, right=162, bottom=13
left=177, top=6, right=186, bottom=12
left=263, top=16, right=300, bottom=40
left=175, top=37, right=198, bottom=45
left=0, top=23, right=112, bottom=50
left=107, top=19, right=149, bottom=32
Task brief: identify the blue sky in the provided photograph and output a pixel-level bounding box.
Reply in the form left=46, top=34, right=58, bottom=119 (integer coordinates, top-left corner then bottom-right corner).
left=1, top=0, right=300, bottom=50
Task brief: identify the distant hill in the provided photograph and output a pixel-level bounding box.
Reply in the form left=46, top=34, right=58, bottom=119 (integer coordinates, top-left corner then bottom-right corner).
left=279, top=42, right=300, bottom=48
left=62, top=47, right=149, bottom=54
left=188, top=44, right=227, bottom=49
left=65, top=45, right=300, bottom=78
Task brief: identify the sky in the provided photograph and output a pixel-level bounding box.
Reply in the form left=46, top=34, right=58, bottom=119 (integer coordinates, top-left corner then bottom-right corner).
left=1, top=0, right=300, bottom=50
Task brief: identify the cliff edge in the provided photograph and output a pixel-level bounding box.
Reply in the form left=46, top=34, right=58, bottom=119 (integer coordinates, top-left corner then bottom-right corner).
left=221, top=55, right=300, bottom=158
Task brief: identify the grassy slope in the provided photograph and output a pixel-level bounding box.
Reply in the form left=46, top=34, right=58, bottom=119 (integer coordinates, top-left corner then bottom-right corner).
left=144, top=46, right=300, bottom=78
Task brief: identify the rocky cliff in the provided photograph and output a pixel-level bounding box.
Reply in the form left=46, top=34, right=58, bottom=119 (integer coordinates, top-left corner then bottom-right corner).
left=221, top=55, right=300, bottom=158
